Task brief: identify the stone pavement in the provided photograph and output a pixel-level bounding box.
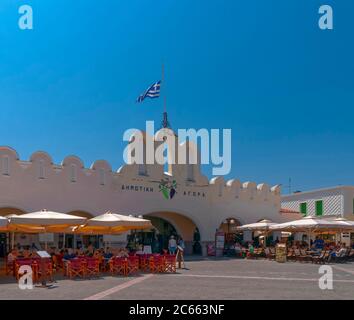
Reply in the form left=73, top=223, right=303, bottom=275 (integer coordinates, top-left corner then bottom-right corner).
left=1, top=258, right=353, bottom=300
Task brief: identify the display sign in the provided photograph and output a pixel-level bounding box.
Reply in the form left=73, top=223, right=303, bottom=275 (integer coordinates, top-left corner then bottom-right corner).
left=207, top=243, right=216, bottom=256
left=215, top=232, right=225, bottom=249
left=36, top=251, right=51, bottom=258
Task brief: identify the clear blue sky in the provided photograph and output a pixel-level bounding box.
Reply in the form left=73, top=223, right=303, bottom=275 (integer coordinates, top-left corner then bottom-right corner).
left=0, top=0, right=353, bottom=193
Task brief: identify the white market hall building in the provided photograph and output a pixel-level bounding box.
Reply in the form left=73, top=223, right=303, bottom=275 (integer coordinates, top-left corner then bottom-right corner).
left=0, top=128, right=297, bottom=255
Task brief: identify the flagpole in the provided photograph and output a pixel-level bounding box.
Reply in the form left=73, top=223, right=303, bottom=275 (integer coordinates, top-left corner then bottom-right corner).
left=162, top=63, right=166, bottom=114
left=161, top=62, right=170, bottom=128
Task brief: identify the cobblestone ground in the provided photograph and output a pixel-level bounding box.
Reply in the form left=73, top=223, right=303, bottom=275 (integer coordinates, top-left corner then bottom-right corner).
left=1, top=258, right=353, bottom=300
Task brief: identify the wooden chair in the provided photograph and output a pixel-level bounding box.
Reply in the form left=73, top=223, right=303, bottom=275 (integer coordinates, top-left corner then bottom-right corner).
left=334, top=248, right=351, bottom=263
left=85, top=258, right=100, bottom=278
left=286, top=249, right=295, bottom=261
left=35, top=258, right=54, bottom=283
left=52, top=255, right=64, bottom=272
left=5, top=257, right=15, bottom=276
left=138, top=255, right=149, bottom=272
left=127, top=256, right=139, bottom=275
left=254, top=248, right=265, bottom=259
left=264, top=248, right=275, bottom=260
left=164, top=254, right=176, bottom=273
left=109, top=257, right=127, bottom=276
left=149, top=256, right=165, bottom=273
left=349, top=249, right=354, bottom=261
left=294, top=249, right=307, bottom=262
left=67, top=259, right=86, bottom=279
left=300, top=249, right=312, bottom=262
left=14, top=259, right=33, bottom=281
left=312, top=250, right=326, bottom=264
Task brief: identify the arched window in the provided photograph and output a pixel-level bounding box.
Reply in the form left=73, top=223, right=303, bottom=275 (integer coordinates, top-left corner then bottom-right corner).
left=218, top=184, right=223, bottom=197
left=138, top=164, right=147, bottom=176
left=99, top=168, right=106, bottom=185
left=38, top=160, right=45, bottom=179
left=187, top=164, right=194, bottom=182
left=2, top=156, right=9, bottom=176
left=70, top=164, right=77, bottom=182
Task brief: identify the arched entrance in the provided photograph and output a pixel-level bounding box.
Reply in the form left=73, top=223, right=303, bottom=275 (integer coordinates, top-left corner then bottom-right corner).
left=142, top=211, right=201, bottom=255
left=0, top=207, right=27, bottom=257
left=127, top=216, right=178, bottom=253
left=218, top=218, right=243, bottom=251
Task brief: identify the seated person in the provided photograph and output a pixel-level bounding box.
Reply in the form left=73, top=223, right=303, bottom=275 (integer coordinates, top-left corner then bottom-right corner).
left=312, top=237, right=325, bottom=250
left=7, top=249, right=18, bottom=264
left=63, top=248, right=76, bottom=260
left=22, top=249, right=31, bottom=258
left=246, top=243, right=255, bottom=258
left=234, top=242, right=242, bottom=254
left=93, top=249, right=102, bottom=258
left=116, top=248, right=129, bottom=258
left=329, top=244, right=347, bottom=262
left=335, top=244, right=347, bottom=258
left=103, top=248, right=113, bottom=259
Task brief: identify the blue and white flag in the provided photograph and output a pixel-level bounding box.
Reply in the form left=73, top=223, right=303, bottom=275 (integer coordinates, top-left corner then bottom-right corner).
left=136, top=80, right=161, bottom=103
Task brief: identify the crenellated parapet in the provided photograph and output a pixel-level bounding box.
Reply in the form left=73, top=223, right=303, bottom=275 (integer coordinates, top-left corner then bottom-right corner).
left=0, top=146, right=281, bottom=207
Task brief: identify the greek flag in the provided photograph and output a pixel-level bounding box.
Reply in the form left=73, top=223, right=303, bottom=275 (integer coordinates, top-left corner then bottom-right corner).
left=136, top=81, right=161, bottom=103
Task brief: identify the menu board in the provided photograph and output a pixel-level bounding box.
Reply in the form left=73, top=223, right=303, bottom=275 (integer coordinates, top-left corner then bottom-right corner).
left=37, top=251, right=51, bottom=258
left=215, top=232, right=225, bottom=249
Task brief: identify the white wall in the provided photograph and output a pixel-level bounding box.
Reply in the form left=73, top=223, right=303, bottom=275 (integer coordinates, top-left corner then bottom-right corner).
left=0, top=142, right=286, bottom=243
left=281, top=187, right=351, bottom=217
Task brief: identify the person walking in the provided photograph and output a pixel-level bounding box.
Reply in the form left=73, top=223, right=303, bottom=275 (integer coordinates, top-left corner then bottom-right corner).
left=168, top=235, right=177, bottom=255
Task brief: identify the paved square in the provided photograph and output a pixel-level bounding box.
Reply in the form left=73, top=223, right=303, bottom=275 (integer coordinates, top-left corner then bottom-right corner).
left=1, top=258, right=354, bottom=300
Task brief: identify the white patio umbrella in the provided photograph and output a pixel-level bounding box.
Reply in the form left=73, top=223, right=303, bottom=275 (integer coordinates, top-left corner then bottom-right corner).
left=8, top=209, right=87, bottom=249
left=331, top=217, right=354, bottom=228
left=237, top=219, right=277, bottom=247
left=269, top=216, right=354, bottom=246
left=76, top=211, right=152, bottom=234
left=0, top=216, right=8, bottom=230
left=270, top=216, right=354, bottom=233
left=237, top=219, right=276, bottom=232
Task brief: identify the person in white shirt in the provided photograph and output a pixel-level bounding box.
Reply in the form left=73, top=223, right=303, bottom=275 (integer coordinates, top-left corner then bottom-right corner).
left=168, top=236, right=177, bottom=255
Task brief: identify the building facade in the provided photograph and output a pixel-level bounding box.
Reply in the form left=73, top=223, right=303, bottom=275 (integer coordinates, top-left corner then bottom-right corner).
left=281, top=186, right=354, bottom=219
left=281, top=186, right=354, bottom=245
left=0, top=128, right=294, bottom=255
